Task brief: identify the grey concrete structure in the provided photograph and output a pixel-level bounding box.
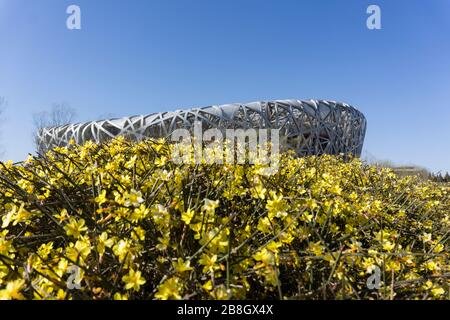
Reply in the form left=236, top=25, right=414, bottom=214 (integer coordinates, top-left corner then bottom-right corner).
left=37, top=99, right=367, bottom=156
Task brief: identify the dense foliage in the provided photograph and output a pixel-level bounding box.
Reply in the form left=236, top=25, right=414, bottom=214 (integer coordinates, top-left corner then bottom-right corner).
left=0, top=137, right=448, bottom=300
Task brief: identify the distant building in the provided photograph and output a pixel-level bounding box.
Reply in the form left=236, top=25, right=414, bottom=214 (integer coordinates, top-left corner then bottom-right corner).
left=37, top=99, right=367, bottom=157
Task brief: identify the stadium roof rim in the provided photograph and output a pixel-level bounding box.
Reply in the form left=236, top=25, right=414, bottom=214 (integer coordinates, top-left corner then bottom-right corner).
left=44, top=99, right=360, bottom=130
left=37, top=99, right=367, bottom=158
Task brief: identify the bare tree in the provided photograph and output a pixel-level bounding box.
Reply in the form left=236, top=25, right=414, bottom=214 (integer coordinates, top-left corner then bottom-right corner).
left=0, top=97, right=4, bottom=118
left=0, top=97, right=4, bottom=156
left=33, top=103, right=77, bottom=151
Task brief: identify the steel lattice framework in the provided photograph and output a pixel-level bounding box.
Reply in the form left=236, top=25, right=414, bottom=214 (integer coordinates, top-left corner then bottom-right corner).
left=37, top=99, right=367, bottom=156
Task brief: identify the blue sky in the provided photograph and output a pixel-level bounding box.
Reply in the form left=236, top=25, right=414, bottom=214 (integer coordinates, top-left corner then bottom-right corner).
left=0, top=0, right=449, bottom=172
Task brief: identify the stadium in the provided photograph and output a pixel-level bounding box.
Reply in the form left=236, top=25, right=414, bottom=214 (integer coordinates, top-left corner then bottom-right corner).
left=37, top=99, right=367, bottom=157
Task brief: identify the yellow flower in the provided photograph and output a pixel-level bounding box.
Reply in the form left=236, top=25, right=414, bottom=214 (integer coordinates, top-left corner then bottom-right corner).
left=66, top=239, right=91, bottom=263
left=123, top=189, right=144, bottom=208
left=253, top=248, right=275, bottom=269
left=0, top=237, right=14, bottom=256
left=56, top=289, right=67, bottom=300
left=202, top=280, right=213, bottom=291
left=4, top=159, right=13, bottom=169
left=152, top=204, right=170, bottom=227
left=2, top=203, right=31, bottom=228
left=422, top=233, right=432, bottom=243
left=304, top=198, right=318, bottom=210
left=211, top=284, right=230, bottom=300
left=95, top=190, right=108, bottom=206
left=257, top=217, right=272, bottom=234
left=172, top=258, right=193, bottom=273
left=125, top=155, right=137, bottom=169
left=251, top=184, right=267, bottom=200
left=155, top=277, right=182, bottom=300
left=132, top=226, right=146, bottom=241
left=266, top=192, right=288, bottom=218
left=424, top=260, right=439, bottom=272
left=156, top=235, right=171, bottom=251
left=266, top=241, right=282, bottom=252
left=432, top=243, right=444, bottom=253
left=198, top=254, right=218, bottom=273
left=64, top=218, right=88, bottom=239
left=199, top=228, right=229, bottom=254
left=349, top=192, right=358, bottom=201
left=382, top=240, right=395, bottom=252
left=329, top=184, right=342, bottom=195
left=189, top=222, right=202, bottom=233
left=113, top=239, right=131, bottom=262
left=308, top=241, right=324, bottom=256
left=105, top=162, right=119, bottom=172
left=423, top=280, right=433, bottom=290
left=122, top=269, right=146, bottom=292
left=431, top=287, right=445, bottom=297
left=54, top=208, right=69, bottom=223
left=113, top=292, right=128, bottom=300
left=181, top=208, right=195, bottom=225
left=302, top=211, right=314, bottom=223
left=0, top=279, right=25, bottom=300
left=131, top=204, right=149, bottom=222
left=155, top=156, right=168, bottom=167
left=96, top=232, right=114, bottom=257
left=38, top=187, right=51, bottom=200
left=202, top=199, right=219, bottom=214
left=37, top=242, right=54, bottom=259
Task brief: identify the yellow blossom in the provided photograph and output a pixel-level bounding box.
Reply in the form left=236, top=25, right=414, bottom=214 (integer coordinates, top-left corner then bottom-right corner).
left=155, top=277, right=182, bottom=300
left=96, top=232, right=114, bottom=257
left=172, top=258, right=193, bottom=273
left=64, top=218, right=88, bottom=239
left=181, top=208, right=195, bottom=225
left=122, top=269, right=146, bottom=292
left=0, top=280, right=25, bottom=300
left=198, top=254, right=218, bottom=273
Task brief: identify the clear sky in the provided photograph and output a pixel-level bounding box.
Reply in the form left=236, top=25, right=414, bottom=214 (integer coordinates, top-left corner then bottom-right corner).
left=0, top=0, right=449, bottom=173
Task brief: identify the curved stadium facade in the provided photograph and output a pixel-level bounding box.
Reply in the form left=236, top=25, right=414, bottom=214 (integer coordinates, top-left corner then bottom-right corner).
left=37, top=99, right=367, bottom=157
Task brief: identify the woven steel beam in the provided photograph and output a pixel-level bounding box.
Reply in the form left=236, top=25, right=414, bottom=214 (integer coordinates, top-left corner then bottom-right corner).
left=37, top=99, right=367, bottom=157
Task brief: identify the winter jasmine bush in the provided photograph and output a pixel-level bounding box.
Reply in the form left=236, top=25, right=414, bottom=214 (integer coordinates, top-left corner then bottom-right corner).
left=0, top=137, right=448, bottom=300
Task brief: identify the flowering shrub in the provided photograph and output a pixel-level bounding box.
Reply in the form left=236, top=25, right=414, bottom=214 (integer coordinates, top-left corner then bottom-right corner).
left=0, top=137, right=448, bottom=300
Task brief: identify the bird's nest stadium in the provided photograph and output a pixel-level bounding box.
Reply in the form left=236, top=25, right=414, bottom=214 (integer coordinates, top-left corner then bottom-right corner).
left=37, top=99, right=367, bottom=157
